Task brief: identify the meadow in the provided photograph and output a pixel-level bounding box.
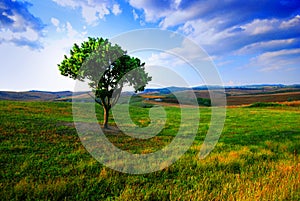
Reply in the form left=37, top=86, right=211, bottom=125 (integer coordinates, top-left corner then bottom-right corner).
left=0, top=100, right=299, bottom=200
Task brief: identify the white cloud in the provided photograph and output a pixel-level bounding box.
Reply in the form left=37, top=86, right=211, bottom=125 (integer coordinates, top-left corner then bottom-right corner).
left=128, top=0, right=173, bottom=22
left=1, top=26, right=39, bottom=42
left=147, top=38, right=211, bottom=68
left=215, top=59, right=234, bottom=68
left=280, top=15, right=300, bottom=28
left=50, top=17, right=63, bottom=32
left=143, top=37, right=221, bottom=87
left=66, top=22, right=78, bottom=38
left=128, top=0, right=211, bottom=26
left=0, top=39, right=76, bottom=91
left=3, top=10, right=27, bottom=32
left=112, top=4, right=122, bottom=16
left=51, top=17, right=60, bottom=27
left=237, top=38, right=296, bottom=54
left=132, top=9, right=139, bottom=20
left=0, top=23, right=90, bottom=91
left=240, top=18, right=279, bottom=35
left=127, top=0, right=300, bottom=64
left=81, top=5, right=100, bottom=24
left=178, top=17, right=283, bottom=53
left=95, top=4, right=110, bottom=20
left=159, top=5, right=202, bottom=29
left=178, top=17, right=234, bottom=46
left=52, top=0, right=123, bottom=25
left=51, top=0, right=77, bottom=8
left=257, top=49, right=300, bottom=62
left=176, top=13, right=300, bottom=58
left=50, top=17, right=87, bottom=38
left=250, top=48, right=300, bottom=72
left=173, top=0, right=181, bottom=9
left=0, top=1, right=44, bottom=49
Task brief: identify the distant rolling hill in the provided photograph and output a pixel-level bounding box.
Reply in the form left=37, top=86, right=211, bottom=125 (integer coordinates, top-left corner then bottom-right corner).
left=0, top=90, right=129, bottom=102
left=141, top=84, right=300, bottom=106
left=0, top=91, right=73, bottom=101
left=1, top=84, right=300, bottom=105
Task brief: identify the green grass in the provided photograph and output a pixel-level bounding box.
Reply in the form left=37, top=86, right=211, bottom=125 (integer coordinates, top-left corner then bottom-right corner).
left=247, top=102, right=283, bottom=107
left=0, top=100, right=299, bottom=200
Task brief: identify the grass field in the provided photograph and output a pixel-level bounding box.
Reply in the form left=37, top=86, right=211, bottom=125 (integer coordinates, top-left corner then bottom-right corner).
left=138, top=90, right=300, bottom=106
left=0, top=100, right=299, bottom=200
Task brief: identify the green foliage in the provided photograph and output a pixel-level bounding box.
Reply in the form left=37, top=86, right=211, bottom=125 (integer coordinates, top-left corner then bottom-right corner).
left=128, top=95, right=154, bottom=108
left=163, top=94, right=211, bottom=106
left=58, top=37, right=151, bottom=95
left=248, top=102, right=283, bottom=108
left=197, top=97, right=211, bottom=106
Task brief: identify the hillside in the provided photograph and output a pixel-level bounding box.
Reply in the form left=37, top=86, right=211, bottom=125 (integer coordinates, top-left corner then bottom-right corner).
left=140, top=85, right=300, bottom=106
left=0, top=91, right=72, bottom=101
left=1, top=84, right=300, bottom=105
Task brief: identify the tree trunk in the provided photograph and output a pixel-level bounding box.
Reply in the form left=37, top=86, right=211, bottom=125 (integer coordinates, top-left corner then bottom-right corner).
left=103, top=106, right=109, bottom=129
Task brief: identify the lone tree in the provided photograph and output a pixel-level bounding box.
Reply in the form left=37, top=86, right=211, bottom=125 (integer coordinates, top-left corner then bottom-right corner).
left=58, top=37, right=151, bottom=128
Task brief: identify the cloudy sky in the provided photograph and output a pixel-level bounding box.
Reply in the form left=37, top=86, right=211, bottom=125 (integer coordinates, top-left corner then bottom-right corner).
left=1, top=0, right=300, bottom=91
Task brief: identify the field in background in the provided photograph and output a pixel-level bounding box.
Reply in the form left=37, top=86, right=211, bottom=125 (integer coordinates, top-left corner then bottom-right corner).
left=68, top=86, right=300, bottom=106
left=226, top=91, right=300, bottom=106
left=0, top=100, right=299, bottom=200
left=1, top=85, right=300, bottom=107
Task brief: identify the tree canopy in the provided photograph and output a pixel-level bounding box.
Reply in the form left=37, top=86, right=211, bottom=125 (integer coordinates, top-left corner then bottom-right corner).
left=58, top=37, right=151, bottom=128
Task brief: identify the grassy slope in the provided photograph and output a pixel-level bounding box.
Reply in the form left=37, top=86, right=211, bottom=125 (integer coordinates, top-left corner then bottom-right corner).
left=0, top=101, right=299, bottom=200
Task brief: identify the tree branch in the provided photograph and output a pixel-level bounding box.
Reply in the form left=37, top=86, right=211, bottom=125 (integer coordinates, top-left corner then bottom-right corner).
left=87, top=92, right=102, bottom=105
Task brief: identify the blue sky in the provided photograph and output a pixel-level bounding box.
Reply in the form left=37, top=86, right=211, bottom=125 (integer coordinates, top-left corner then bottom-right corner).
left=1, top=0, right=300, bottom=91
